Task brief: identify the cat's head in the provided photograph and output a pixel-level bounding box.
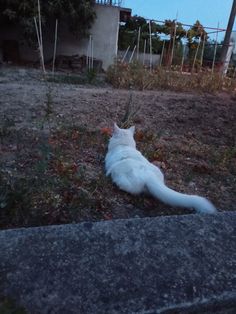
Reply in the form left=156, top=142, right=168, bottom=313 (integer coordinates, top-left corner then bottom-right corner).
left=108, top=123, right=136, bottom=150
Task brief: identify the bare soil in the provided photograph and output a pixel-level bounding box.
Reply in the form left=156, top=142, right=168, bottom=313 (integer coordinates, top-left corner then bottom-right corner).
left=0, top=67, right=235, bottom=229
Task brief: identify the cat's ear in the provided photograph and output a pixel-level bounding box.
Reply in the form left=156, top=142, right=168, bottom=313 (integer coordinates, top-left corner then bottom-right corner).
left=113, top=122, right=120, bottom=135
left=129, top=126, right=135, bottom=135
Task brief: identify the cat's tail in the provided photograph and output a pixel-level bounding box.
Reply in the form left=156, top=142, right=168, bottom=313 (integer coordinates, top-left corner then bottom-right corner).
left=146, top=174, right=217, bottom=214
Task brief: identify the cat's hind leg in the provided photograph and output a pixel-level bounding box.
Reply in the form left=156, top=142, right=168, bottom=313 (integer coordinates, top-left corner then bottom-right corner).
left=112, top=173, right=145, bottom=195
left=150, top=164, right=165, bottom=182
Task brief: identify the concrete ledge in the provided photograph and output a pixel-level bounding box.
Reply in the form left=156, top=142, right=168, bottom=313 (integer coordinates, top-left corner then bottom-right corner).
left=0, top=212, right=236, bottom=313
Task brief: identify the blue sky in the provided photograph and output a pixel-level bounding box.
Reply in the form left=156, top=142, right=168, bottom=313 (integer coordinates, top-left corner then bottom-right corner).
left=123, top=0, right=236, bottom=40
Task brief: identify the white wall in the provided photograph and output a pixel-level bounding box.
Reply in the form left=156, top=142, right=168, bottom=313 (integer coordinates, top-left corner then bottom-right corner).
left=0, top=4, right=120, bottom=70
left=118, top=50, right=160, bottom=66
left=57, top=4, right=120, bottom=70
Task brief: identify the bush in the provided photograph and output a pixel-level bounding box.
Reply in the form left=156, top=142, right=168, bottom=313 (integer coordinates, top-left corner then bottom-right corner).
left=106, top=61, right=236, bottom=93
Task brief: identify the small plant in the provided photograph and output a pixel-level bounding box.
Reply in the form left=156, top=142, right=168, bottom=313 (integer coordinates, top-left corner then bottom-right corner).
left=40, top=87, right=54, bottom=130
left=120, top=91, right=141, bottom=128
left=86, top=69, right=97, bottom=83
left=44, top=88, right=54, bottom=117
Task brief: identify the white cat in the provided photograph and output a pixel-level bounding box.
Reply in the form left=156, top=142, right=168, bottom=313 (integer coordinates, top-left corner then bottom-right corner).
left=105, top=123, right=217, bottom=214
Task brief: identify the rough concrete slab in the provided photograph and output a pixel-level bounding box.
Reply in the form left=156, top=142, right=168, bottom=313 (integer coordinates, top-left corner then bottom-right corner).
left=0, top=212, right=236, bottom=314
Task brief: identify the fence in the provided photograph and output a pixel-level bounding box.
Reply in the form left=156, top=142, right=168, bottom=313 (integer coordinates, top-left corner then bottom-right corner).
left=118, top=17, right=236, bottom=76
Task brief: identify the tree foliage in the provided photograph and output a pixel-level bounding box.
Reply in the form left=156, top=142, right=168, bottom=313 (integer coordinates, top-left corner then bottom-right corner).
left=119, top=16, right=162, bottom=54
left=119, top=16, right=187, bottom=54
left=119, top=15, right=215, bottom=67
left=0, top=0, right=96, bottom=43
left=186, top=20, right=208, bottom=63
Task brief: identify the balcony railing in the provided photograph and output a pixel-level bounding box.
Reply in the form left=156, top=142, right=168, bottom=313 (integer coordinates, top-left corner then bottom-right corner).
left=96, top=0, right=123, bottom=7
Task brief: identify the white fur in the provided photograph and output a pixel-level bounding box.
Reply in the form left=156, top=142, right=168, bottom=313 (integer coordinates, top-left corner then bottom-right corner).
left=105, top=123, right=217, bottom=214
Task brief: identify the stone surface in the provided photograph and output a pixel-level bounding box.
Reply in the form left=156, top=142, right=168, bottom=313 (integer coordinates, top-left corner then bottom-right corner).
left=0, top=212, right=236, bottom=314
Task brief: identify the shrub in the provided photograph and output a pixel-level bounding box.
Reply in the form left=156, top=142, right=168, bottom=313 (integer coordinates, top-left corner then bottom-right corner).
left=106, top=61, right=236, bottom=93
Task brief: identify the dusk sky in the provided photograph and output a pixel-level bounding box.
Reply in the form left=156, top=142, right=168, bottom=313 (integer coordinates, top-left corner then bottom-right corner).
left=123, top=0, right=236, bottom=40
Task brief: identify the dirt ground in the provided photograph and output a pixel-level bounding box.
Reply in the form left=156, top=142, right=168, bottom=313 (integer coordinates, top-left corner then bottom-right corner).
left=0, top=67, right=235, bottom=229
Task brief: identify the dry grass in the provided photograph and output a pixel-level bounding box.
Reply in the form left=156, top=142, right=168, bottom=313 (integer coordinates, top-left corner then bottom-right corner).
left=106, top=61, right=236, bottom=93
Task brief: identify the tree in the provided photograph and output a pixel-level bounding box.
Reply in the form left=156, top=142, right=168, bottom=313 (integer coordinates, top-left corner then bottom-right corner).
left=162, top=20, right=185, bottom=65
left=118, top=16, right=187, bottom=61
left=0, top=0, right=96, bottom=44
left=186, top=20, right=208, bottom=65
left=119, top=16, right=166, bottom=54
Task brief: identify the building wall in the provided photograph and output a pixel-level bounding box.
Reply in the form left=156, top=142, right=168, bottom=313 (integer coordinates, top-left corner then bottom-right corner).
left=56, top=4, right=120, bottom=70
left=0, top=4, right=120, bottom=70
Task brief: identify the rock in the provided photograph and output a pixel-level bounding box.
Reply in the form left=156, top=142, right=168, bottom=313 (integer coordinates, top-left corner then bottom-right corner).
left=0, top=212, right=236, bottom=313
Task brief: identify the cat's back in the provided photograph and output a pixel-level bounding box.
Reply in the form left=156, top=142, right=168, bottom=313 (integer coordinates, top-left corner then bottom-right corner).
left=105, top=145, right=146, bottom=174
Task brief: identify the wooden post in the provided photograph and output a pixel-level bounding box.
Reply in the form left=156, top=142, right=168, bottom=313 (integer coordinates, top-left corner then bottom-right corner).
left=170, top=21, right=177, bottom=67
left=137, top=27, right=141, bottom=61
left=87, top=35, right=92, bottom=70
left=34, top=17, right=45, bottom=74
left=143, top=39, right=146, bottom=65
left=212, top=22, right=219, bottom=74
left=200, top=34, right=206, bottom=70
left=149, top=20, right=152, bottom=71
left=34, top=17, right=41, bottom=57
left=160, top=40, right=165, bottom=67
left=37, top=0, right=45, bottom=74
left=91, top=36, right=94, bottom=70
left=192, top=32, right=202, bottom=73
left=122, top=45, right=130, bottom=63
left=129, top=45, right=136, bottom=63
